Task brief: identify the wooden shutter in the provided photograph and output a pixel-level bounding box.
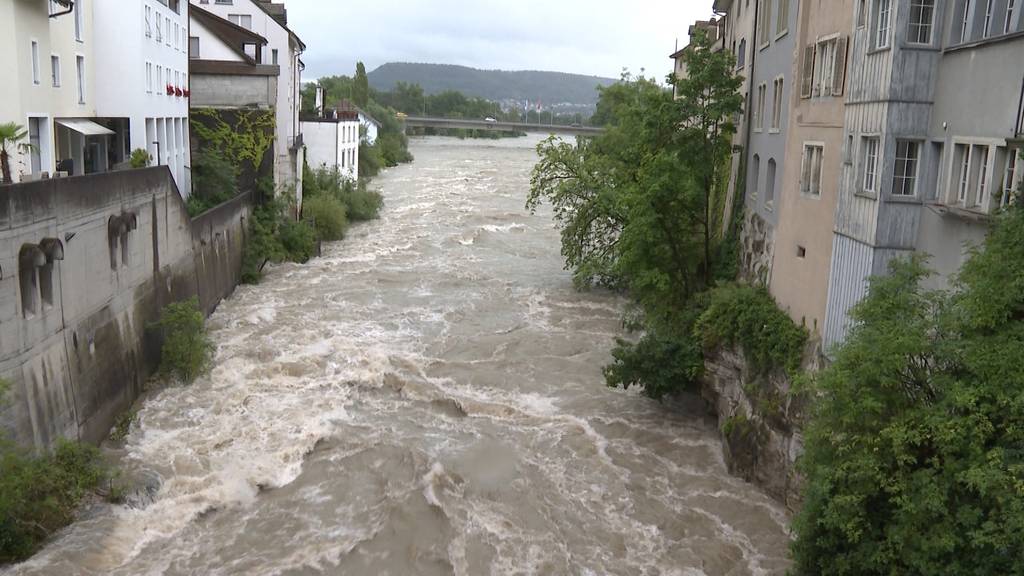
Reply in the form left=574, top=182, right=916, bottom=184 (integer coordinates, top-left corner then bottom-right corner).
left=832, top=36, right=849, bottom=97
left=801, top=44, right=815, bottom=98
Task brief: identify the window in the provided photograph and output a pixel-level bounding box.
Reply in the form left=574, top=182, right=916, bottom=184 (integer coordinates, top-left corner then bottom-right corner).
left=766, top=159, right=777, bottom=206
left=863, top=137, right=880, bottom=193
left=751, top=154, right=761, bottom=198
left=974, top=146, right=990, bottom=206
left=956, top=144, right=972, bottom=202
left=816, top=39, right=836, bottom=96
left=156, top=13, right=162, bottom=42
left=800, top=44, right=815, bottom=98
left=1002, top=150, right=1020, bottom=207
left=145, top=6, right=152, bottom=37
left=858, top=0, right=867, bottom=27
left=776, top=0, right=789, bottom=36
left=174, top=23, right=180, bottom=50
left=737, top=39, right=747, bottom=68
left=229, top=14, right=253, bottom=29
left=165, top=17, right=172, bottom=46
left=157, top=65, right=163, bottom=92
left=983, top=0, right=995, bottom=36
left=76, top=56, right=85, bottom=104
left=74, top=0, right=83, bottom=41
left=31, top=41, right=40, bottom=85
left=892, top=140, right=920, bottom=196
left=771, top=77, right=783, bottom=131
left=758, top=0, right=773, bottom=45
left=802, top=144, right=824, bottom=196
left=755, top=83, right=767, bottom=131
left=146, top=62, right=152, bottom=92
left=190, top=36, right=200, bottom=58
left=961, top=0, right=974, bottom=42
left=51, top=55, right=61, bottom=87
left=1007, top=0, right=1019, bottom=34
left=908, top=0, right=935, bottom=44
left=272, top=49, right=279, bottom=65
left=877, top=0, right=892, bottom=48
left=28, top=118, right=42, bottom=174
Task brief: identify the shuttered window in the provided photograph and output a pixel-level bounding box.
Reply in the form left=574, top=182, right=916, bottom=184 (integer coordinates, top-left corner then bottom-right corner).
left=832, top=37, right=848, bottom=96
left=800, top=45, right=815, bottom=98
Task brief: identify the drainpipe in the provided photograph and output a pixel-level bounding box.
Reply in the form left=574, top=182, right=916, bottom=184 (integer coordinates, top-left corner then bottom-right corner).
left=50, top=1, right=74, bottom=19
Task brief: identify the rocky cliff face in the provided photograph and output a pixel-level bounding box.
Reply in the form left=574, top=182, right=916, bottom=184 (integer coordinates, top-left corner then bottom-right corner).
left=700, top=346, right=818, bottom=510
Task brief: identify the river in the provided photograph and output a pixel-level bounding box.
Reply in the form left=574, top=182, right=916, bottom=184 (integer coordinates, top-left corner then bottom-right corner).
left=7, top=136, right=791, bottom=576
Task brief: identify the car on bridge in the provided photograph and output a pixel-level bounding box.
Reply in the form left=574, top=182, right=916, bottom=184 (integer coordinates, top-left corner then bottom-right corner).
left=484, top=117, right=497, bottom=123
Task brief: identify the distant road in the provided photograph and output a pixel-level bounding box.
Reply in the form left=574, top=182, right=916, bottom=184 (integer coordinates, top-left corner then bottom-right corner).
left=402, top=116, right=604, bottom=137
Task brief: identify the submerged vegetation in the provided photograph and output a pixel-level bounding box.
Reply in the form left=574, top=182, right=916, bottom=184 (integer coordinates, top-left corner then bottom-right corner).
left=154, top=297, right=214, bottom=384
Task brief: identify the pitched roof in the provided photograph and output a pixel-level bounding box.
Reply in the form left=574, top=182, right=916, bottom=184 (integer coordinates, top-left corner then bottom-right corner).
left=191, top=4, right=268, bottom=65
left=247, top=0, right=306, bottom=51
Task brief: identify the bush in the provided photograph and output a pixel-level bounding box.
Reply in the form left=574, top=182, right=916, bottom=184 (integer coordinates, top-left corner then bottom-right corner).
left=359, top=141, right=384, bottom=178
left=604, top=330, right=704, bottom=400
left=339, top=179, right=384, bottom=221
left=791, top=207, right=1024, bottom=575
left=189, top=149, right=238, bottom=216
left=379, top=132, right=413, bottom=167
left=278, top=219, right=317, bottom=263
left=154, top=298, right=213, bottom=383
left=0, top=440, right=106, bottom=563
left=695, top=283, right=807, bottom=375
left=129, top=148, right=151, bottom=169
left=302, top=195, right=348, bottom=241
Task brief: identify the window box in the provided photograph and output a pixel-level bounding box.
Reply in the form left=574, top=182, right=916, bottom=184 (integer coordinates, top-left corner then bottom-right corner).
left=166, top=84, right=174, bottom=95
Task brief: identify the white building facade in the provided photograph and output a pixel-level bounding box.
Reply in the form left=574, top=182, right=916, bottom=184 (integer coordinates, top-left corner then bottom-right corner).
left=94, top=0, right=191, bottom=194
left=189, top=0, right=305, bottom=201
left=302, top=117, right=360, bottom=181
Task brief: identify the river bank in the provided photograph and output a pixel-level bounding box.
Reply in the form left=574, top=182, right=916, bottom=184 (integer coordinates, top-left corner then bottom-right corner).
left=6, top=136, right=791, bottom=576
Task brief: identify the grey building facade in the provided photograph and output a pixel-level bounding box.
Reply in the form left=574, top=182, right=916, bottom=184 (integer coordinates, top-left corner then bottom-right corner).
left=823, top=0, right=1024, bottom=348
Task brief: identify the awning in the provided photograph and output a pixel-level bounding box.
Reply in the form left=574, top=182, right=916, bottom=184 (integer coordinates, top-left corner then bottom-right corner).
left=56, top=118, right=115, bottom=136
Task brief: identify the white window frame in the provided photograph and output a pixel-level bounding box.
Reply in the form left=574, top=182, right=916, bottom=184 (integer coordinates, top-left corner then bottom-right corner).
left=145, top=6, right=152, bottom=38
left=815, top=35, right=839, bottom=97
left=801, top=142, right=825, bottom=197
left=74, top=0, right=83, bottom=42
left=974, top=145, right=991, bottom=206
left=165, top=17, right=172, bottom=46
left=1002, top=149, right=1020, bottom=208
left=983, top=0, right=995, bottom=36
left=908, top=0, right=936, bottom=44
left=155, top=12, right=162, bottom=42
left=766, top=158, right=778, bottom=207
left=892, top=140, right=921, bottom=197
left=776, top=0, right=790, bottom=39
left=146, top=61, right=153, bottom=93
left=876, top=0, right=892, bottom=48
left=957, top=144, right=972, bottom=203
left=76, top=54, right=85, bottom=104
left=770, top=76, right=784, bottom=132
left=862, top=136, right=881, bottom=194
left=758, top=0, right=774, bottom=48
left=755, top=83, right=767, bottom=132
left=961, top=0, right=974, bottom=42
left=1007, top=0, right=1019, bottom=34
left=51, top=54, right=61, bottom=87
left=30, top=40, right=40, bottom=85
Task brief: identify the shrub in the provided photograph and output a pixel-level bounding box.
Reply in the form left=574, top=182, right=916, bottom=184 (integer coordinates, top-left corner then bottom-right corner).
left=0, top=440, right=106, bottom=563
left=154, top=298, right=213, bottom=383
left=338, top=179, right=384, bottom=221
left=302, top=195, right=348, bottom=241
left=791, top=207, right=1024, bottom=575
left=278, top=219, right=317, bottom=263
left=358, top=141, right=384, bottom=178
left=129, top=148, right=151, bottom=169
left=695, top=283, right=807, bottom=375
left=189, top=149, right=238, bottom=216
left=604, top=329, right=704, bottom=400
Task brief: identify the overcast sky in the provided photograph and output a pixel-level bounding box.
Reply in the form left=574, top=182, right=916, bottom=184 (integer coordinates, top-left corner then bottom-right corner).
left=285, top=0, right=715, bottom=82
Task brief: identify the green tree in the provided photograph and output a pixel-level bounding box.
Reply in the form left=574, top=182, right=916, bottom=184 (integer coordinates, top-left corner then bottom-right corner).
left=791, top=205, right=1024, bottom=574
left=155, top=298, right=213, bottom=383
left=0, top=123, right=33, bottom=185
left=353, top=62, right=370, bottom=108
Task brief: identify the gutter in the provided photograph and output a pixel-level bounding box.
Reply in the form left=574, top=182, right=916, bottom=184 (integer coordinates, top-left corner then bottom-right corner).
left=50, top=0, right=74, bottom=19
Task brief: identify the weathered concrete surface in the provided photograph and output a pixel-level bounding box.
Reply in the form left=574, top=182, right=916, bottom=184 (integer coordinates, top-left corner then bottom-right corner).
left=701, top=345, right=820, bottom=510
left=0, top=168, right=250, bottom=449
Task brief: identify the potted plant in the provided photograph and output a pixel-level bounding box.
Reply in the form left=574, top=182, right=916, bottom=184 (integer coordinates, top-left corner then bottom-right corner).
left=166, top=84, right=174, bottom=95
left=0, top=123, right=35, bottom=185
left=129, top=148, right=152, bottom=169
left=175, top=86, right=183, bottom=97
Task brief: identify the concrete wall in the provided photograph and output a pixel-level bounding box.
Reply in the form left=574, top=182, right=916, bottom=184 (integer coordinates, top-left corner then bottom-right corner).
left=190, top=74, right=278, bottom=109
left=0, top=167, right=250, bottom=449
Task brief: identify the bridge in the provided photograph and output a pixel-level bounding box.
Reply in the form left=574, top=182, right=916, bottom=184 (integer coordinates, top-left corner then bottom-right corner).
left=402, top=116, right=604, bottom=137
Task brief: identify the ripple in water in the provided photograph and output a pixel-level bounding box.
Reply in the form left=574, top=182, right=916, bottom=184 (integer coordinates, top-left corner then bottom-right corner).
left=6, top=136, right=791, bottom=576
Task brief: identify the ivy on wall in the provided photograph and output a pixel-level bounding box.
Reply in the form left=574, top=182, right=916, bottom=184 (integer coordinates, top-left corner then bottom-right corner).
left=189, top=108, right=276, bottom=182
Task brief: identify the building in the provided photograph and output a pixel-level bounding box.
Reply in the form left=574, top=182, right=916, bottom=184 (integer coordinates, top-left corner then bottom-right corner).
left=94, top=0, right=191, bottom=193
left=188, top=5, right=278, bottom=109
left=823, top=0, right=1024, bottom=349
left=1, top=0, right=101, bottom=182
left=302, top=106, right=360, bottom=181
left=359, top=109, right=381, bottom=145
left=670, top=18, right=719, bottom=89
left=769, top=0, right=855, bottom=338
left=189, top=0, right=306, bottom=204
left=740, top=0, right=799, bottom=287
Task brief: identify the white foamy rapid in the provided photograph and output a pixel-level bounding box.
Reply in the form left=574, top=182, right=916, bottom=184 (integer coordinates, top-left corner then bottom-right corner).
left=6, top=136, right=791, bottom=575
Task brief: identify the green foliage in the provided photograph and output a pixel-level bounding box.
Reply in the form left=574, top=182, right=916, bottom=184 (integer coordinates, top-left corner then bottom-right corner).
left=303, top=164, right=384, bottom=222
left=189, top=108, right=275, bottom=172
left=0, top=440, right=106, bottom=563
left=108, top=411, right=136, bottom=443
left=0, top=122, right=31, bottom=185
left=359, top=141, right=384, bottom=178
left=604, top=329, right=704, bottom=400
left=154, top=298, right=213, bottom=384
left=791, top=209, right=1024, bottom=575
left=696, top=284, right=808, bottom=376
left=278, top=219, right=317, bottom=263
left=240, top=197, right=319, bottom=284
left=353, top=62, right=370, bottom=108
left=188, top=148, right=238, bottom=216
left=129, top=148, right=152, bottom=169
left=302, top=195, right=348, bottom=242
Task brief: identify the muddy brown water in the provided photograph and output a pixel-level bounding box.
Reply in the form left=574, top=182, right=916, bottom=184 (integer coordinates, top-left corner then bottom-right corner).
left=7, top=136, right=791, bottom=576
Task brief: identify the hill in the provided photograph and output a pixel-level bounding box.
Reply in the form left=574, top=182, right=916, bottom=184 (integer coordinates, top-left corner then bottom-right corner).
left=367, top=63, right=617, bottom=108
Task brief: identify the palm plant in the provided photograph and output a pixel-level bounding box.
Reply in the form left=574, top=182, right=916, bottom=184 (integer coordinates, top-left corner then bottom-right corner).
left=0, top=122, right=33, bottom=185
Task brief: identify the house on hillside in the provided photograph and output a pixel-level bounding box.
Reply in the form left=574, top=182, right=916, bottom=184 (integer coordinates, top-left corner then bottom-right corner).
left=189, top=0, right=306, bottom=205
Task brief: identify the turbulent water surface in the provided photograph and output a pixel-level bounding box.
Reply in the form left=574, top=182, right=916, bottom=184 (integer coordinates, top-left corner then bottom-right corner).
left=9, top=136, right=791, bottom=575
